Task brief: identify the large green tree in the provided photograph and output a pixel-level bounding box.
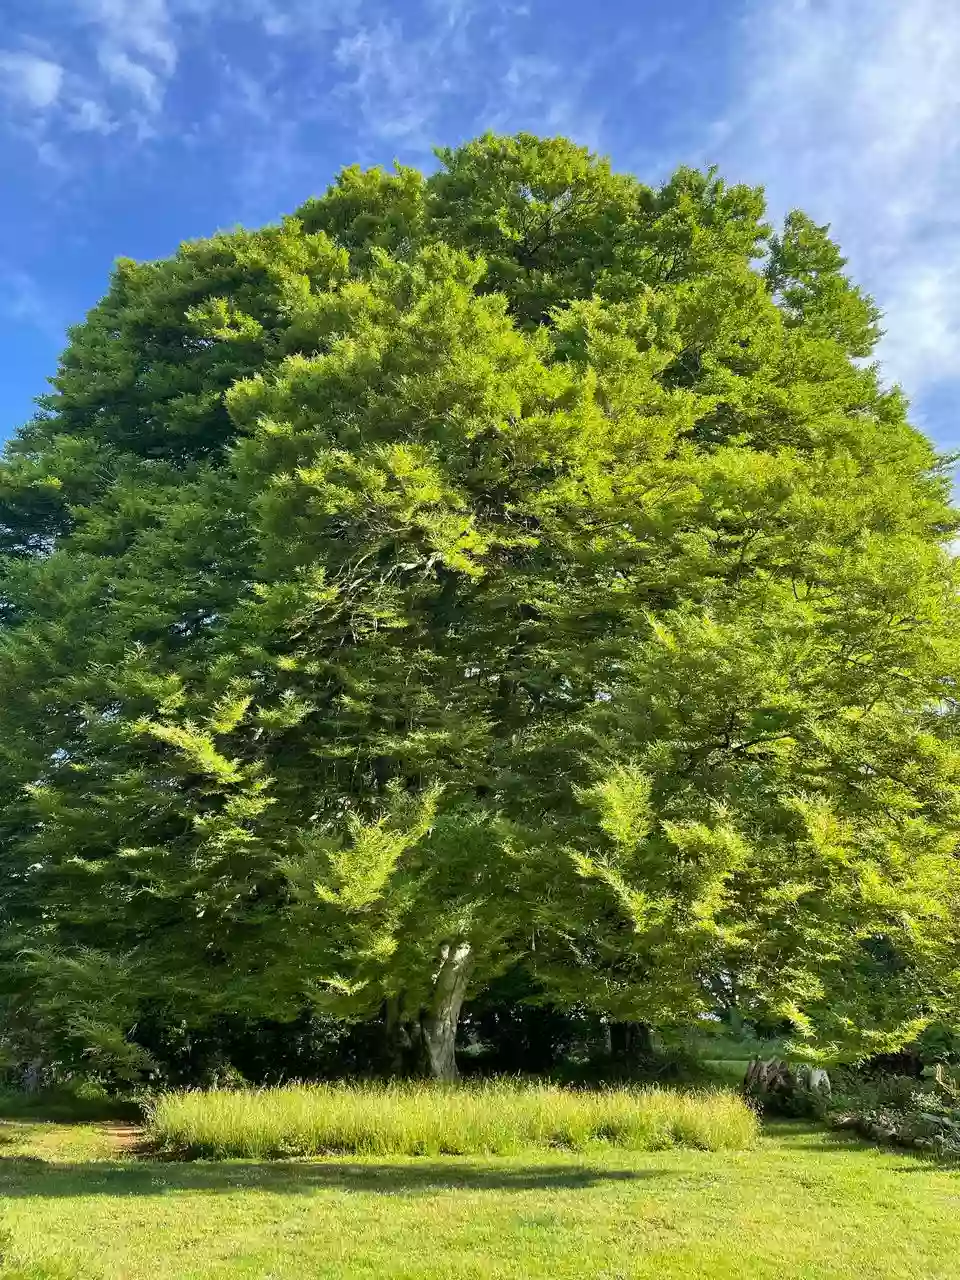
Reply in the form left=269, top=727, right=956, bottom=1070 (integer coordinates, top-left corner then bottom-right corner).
left=1, top=134, right=958, bottom=1079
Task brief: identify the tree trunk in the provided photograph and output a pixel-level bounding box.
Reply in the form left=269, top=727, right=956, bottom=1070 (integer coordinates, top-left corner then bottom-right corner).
left=609, top=1021, right=627, bottom=1058
left=418, top=941, right=474, bottom=1081
left=744, top=1058, right=831, bottom=1116
left=634, top=1022, right=655, bottom=1056
left=610, top=1021, right=656, bottom=1059
left=21, top=1060, right=41, bottom=1094
left=600, top=1021, right=613, bottom=1057
left=382, top=995, right=410, bottom=1077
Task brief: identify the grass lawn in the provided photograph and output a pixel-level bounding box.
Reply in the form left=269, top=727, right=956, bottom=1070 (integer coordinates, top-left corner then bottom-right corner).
left=1, top=1118, right=958, bottom=1279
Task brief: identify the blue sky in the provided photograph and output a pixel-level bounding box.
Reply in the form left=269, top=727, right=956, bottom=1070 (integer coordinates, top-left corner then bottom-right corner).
left=1, top=0, right=958, bottom=453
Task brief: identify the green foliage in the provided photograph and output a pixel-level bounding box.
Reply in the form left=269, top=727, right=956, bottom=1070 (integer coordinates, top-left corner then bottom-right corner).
left=765, top=210, right=882, bottom=355
left=0, top=131, right=958, bottom=1078
left=0, top=1082, right=136, bottom=1123
left=145, top=1080, right=757, bottom=1158
left=915, top=1023, right=960, bottom=1066
left=830, top=1066, right=960, bottom=1157
left=679, top=1028, right=789, bottom=1065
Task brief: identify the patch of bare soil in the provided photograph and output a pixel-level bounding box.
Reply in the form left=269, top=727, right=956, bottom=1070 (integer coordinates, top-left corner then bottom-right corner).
left=101, top=1122, right=147, bottom=1156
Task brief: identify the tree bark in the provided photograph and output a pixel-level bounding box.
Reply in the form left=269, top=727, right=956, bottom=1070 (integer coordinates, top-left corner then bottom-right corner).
left=600, top=1021, right=613, bottom=1057
left=418, top=941, right=474, bottom=1081
left=21, top=1059, right=41, bottom=1094
left=610, top=1021, right=656, bottom=1059
left=634, top=1022, right=655, bottom=1056
left=382, top=994, right=410, bottom=1077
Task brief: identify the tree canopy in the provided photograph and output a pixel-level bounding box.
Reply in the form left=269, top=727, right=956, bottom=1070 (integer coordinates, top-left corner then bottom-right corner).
left=1, top=133, right=957, bottom=1079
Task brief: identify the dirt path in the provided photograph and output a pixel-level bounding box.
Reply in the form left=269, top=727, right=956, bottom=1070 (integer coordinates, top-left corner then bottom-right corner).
left=101, top=1121, right=146, bottom=1155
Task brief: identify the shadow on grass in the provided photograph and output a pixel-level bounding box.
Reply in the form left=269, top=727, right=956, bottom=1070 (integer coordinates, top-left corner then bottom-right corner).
left=0, top=1157, right=669, bottom=1198
left=758, top=1121, right=958, bottom=1168
left=761, top=1121, right=881, bottom=1149
left=778, top=1133, right=956, bottom=1167
left=779, top=1137, right=897, bottom=1155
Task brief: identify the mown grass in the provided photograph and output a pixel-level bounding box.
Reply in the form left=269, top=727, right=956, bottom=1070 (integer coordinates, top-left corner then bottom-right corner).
left=1, top=1120, right=959, bottom=1278
left=146, top=1080, right=758, bottom=1158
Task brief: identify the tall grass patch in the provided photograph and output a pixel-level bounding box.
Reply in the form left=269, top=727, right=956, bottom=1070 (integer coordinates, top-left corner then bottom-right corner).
left=146, top=1080, right=758, bottom=1159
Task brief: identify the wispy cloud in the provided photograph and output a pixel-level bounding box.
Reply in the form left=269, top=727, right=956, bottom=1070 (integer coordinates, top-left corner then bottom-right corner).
left=78, top=0, right=178, bottom=117
left=81, top=0, right=178, bottom=69
left=0, top=267, right=63, bottom=339
left=0, top=51, right=64, bottom=111
left=0, top=0, right=612, bottom=247
left=486, top=53, right=604, bottom=151
left=2, top=0, right=357, bottom=154
left=97, top=48, right=162, bottom=110
left=0, top=1, right=180, bottom=145
left=189, top=0, right=603, bottom=219
left=716, top=0, right=960, bottom=429
left=3, top=1, right=603, bottom=183
left=68, top=97, right=117, bottom=135
left=334, top=20, right=448, bottom=151
left=332, top=3, right=600, bottom=157
left=237, top=0, right=362, bottom=38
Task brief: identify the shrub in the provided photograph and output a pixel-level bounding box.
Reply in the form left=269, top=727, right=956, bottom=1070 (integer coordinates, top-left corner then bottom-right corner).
left=680, top=1030, right=789, bottom=1065
left=0, top=1084, right=138, bottom=1123
left=555, top=1043, right=711, bottom=1087
left=828, top=1066, right=960, bottom=1158
left=146, top=1080, right=758, bottom=1159
left=915, top=1024, right=960, bottom=1067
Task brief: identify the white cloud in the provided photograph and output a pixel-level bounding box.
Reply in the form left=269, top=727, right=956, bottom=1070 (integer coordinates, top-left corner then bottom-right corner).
left=77, top=0, right=177, bottom=118
left=3, top=0, right=357, bottom=147
left=78, top=0, right=178, bottom=75
left=486, top=53, right=603, bottom=151
left=717, top=0, right=960, bottom=421
left=98, top=47, right=161, bottom=108
left=236, top=0, right=361, bottom=38
left=332, top=3, right=599, bottom=157
left=69, top=97, right=116, bottom=134
left=334, top=21, right=442, bottom=149
left=0, top=268, right=62, bottom=338
left=0, top=51, right=64, bottom=111
left=4, top=0, right=599, bottom=195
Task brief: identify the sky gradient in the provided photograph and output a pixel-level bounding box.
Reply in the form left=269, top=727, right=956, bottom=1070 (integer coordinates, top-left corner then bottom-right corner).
left=2, top=0, right=958, bottom=453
